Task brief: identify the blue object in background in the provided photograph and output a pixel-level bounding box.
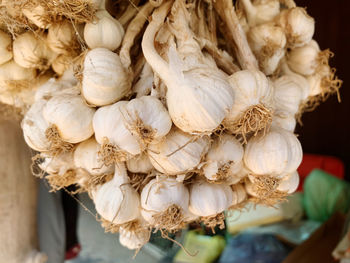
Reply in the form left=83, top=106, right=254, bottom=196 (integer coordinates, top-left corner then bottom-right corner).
left=219, top=233, right=291, bottom=263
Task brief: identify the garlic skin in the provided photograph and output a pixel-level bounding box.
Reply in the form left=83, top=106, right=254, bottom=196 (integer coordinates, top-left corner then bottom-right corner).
left=231, top=183, right=247, bottom=206
left=126, top=153, right=153, bottom=174
left=39, top=151, right=75, bottom=176
left=271, top=111, right=297, bottom=132
left=82, top=48, right=130, bottom=106
left=34, top=78, right=79, bottom=102
left=123, top=96, right=172, bottom=145
left=189, top=180, right=233, bottom=217
left=43, top=94, right=95, bottom=143
left=148, top=128, right=210, bottom=175
left=93, top=101, right=141, bottom=156
left=244, top=127, right=303, bottom=176
left=47, top=20, right=77, bottom=55
left=241, top=0, right=280, bottom=27
left=93, top=163, right=140, bottom=225
left=119, top=224, right=150, bottom=250
left=287, top=40, right=320, bottom=76
left=202, top=134, right=244, bottom=182
left=84, top=10, right=124, bottom=51
left=276, top=7, right=315, bottom=48
left=22, top=4, right=49, bottom=29
left=0, top=30, right=12, bottom=65
left=21, top=100, right=50, bottom=152
left=140, top=176, right=189, bottom=227
left=74, top=137, right=114, bottom=176
left=13, top=32, right=56, bottom=69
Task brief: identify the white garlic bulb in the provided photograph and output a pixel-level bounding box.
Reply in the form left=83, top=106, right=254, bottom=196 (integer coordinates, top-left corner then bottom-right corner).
left=140, top=176, right=189, bottom=228
left=119, top=223, right=150, bottom=250
left=189, top=180, right=233, bottom=217
left=22, top=4, right=49, bottom=29
left=244, top=127, right=303, bottom=176
left=93, top=163, right=140, bottom=224
left=231, top=183, right=247, bottom=206
left=21, top=100, right=50, bottom=152
left=47, top=20, right=77, bottom=55
left=13, top=32, right=56, bottom=69
left=0, top=30, right=12, bottom=65
left=148, top=128, right=210, bottom=175
left=39, top=151, right=75, bottom=176
left=276, top=171, right=299, bottom=194
left=34, top=78, right=79, bottom=102
left=84, top=10, right=124, bottom=51
left=0, top=60, right=36, bottom=87
left=240, top=0, right=280, bottom=26
left=74, top=137, right=114, bottom=176
left=223, top=70, right=274, bottom=136
left=276, top=7, right=315, bottom=48
left=82, top=48, right=130, bottom=106
left=43, top=94, right=95, bottom=143
left=271, top=111, right=297, bottom=132
left=202, top=134, right=244, bottom=182
left=306, top=64, right=338, bottom=97
left=126, top=153, right=153, bottom=174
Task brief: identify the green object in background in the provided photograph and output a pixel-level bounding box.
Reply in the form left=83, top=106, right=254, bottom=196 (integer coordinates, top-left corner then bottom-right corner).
left=173, top=230, right=226, bottom=263
left=303, top=169, right=350, bottom=222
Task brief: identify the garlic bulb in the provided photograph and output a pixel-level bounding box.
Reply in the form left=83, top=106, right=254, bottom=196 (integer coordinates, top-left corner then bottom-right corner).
left=276, top=171, right=299, bottom=194
left=244, top=127, right=303, bottom=176
left=119, top=223, right=150, bottom=250
left=74, top=137, right=114, bottom=176
left=231, top=183, right=247, bottom=206
left=276, top=7, right=315, bottom=48
left=0, top=60, right=36, bottom=87
left=287, top=40, right=323, bottom=76
left=126, top=153, right=153, bottom=174
left=47, top=20, right=77, bottom=55
left=34, top=78, right=79, bottom=102
left=0, top=30, right=12, bottom=65
left=84, top=10, right=124, bottom=51
left=43, top=94, right=95, bottom=143
left=22, top=4, right=49, bottom=29
left=148, top=128, right=210, bottom=175
left=82, top=48, right=130, bottom=106
left=240, top=0, right=280, bottom=27
left=202, top=134, right=244, bottom=182
left=140, top=176, right=189, bottom=229
left=13, top=32, right=56, bottom=69
left=271, top=111, right=296, bottom=132
left=189, top=180, right=233, bottom=217
left=248, top=23, right=286, bottom=75
left=306, top=65, right=339, bottom=97
left=52, top=55, right=74, bottom=76
left=39, top=151, right=75, bottom=176
left=93, top=163, right=140, bottom=224
left=22, top=100, right=50, bottom=152
left=223, top=70, right=274, bottom=138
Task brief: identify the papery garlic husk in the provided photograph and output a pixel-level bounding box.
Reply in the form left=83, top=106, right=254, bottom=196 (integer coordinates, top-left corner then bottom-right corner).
left=47, top=20, right=78, bottom=55
left=223, top=70, right=274, bottom=141
left=271, top=111, right=297, bottom=132
left=52, top=55, right=75, bottom=76
left=273, top=75, right=304, bottom=115
left=84, top=10, right=124, bottom=51
left=202, top=134, right=244, bottom=182
left=0, top=30, right=12, bottom=65
left=276, top=7, right=315, bottom=48
left=148, top=128, right=210, bottom=175
left=43, top=94, right=95, bottom=143
left=189, top=179, right=233, bottom=217
left=21, top=100, right=50, bottom=152
left=248, top=23, right=286, bottom=75
left=140, top=176, right=189, bottom=230
left=126, top=153, right=153, bottom=174
left=13, top=32, right=57, bottom=70
left=240, top=0, right=280, bottom=27
left=122, top=96, right=172, bottom=145
left=22, top=4, right=49, bottom=29
left=34, top=78, right=79, bottom=102
left=119, top=220, right=150, bottom=250
left=231, top=183, right=247, bottom=206
left=93, top=101, right=142, bottom=163
left=244, top=127, right=303, bottom=176
left=93, top=162, right=140, bottom=225
left=82, top=48, right=131, bottom=106
left=74, top=137, right=114, bottom=176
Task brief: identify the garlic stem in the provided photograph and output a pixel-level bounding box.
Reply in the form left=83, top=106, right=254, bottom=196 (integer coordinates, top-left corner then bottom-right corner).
left=118, top=5, right=139, bottom=27
left=240, top=0, right=257, bottom=25
left=214, top=0, right=258, bottom=70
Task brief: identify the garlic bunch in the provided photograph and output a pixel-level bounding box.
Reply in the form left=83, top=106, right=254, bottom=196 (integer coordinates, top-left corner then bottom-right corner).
left=189, top=180, right=233, bottom=217
left=223, top=69, right=274, bottom=140
left=13, top=32, right=56, bottom=70
left=240, top=0, right=280, bottom=27
left=43, top=94, right=95, bottom=143
left=82, top=48, right=130, bottom=106
left=248, top=23, right=286, bottom=75
left=74, top=137, right=114, bottom=176
left=93, top=163, right=140, bottom=225
left=84, top=10, right=124, bottom=51
left=0, top=30, right=12, bottom=65
left=126, top=153, right=153, bottom=174
left=47, top=20, right=78, bottom=55
left=140, top=176, right=189, bottom=230
left=148, top=128, right=210, bottom=175
left=244, top=127, right=303, bottom=176
left=276, top=7, right=315, bottom=48
left=202, top=134, right=244, bottom=182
